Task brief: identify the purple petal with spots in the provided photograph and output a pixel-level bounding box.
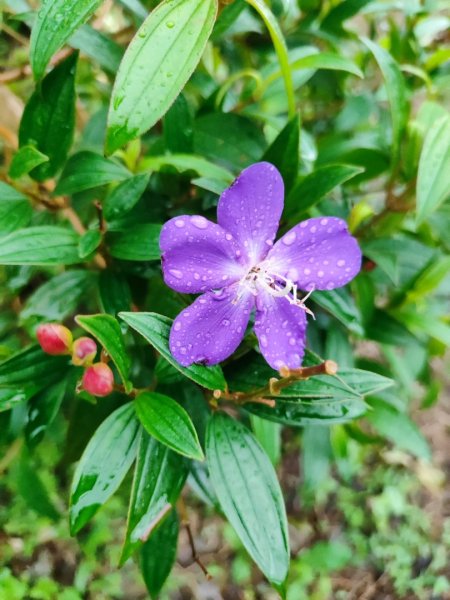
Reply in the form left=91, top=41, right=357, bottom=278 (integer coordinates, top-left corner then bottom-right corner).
left=266, top=217, right=362, bottom=291
left=160, top=215, right=246, bottom=293
left=217, top=162, right=284, bottom=265
left=169, top=283, right=254, bottom=367
left=254, top=290, right=307, bottom=370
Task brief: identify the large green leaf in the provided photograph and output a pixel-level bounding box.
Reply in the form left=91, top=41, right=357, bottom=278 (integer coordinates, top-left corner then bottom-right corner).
left=119, top=312, right=227, bottom=391
left=19, top=53, right=77, bottom=181
left=75, top=314, right=132, bottom=392
left=106, top=224, right=161, bottom=261
left=55, top=151, right=130, bottom=195
left=30, top=0, right=103, bottom=80
left=121, top=431, right=188, bottom=563
left=135, top=391, right=204, bottom=460
left=416, top=113, right=450, bottom=224
left=362, top=38, right=408, bottom=167
left=285, top=164, right=363, bottom=217
left=140, top=510, right=179, bottom=599
left=106, top=0, right=218, bottom=154
left=313, top=288, right=364, bottom=336
left=70, top=403, right=140, bottom=534
left=0, top=227, right=80, bottom=265
left=70, top=25, right=123, bottom=74
left=206, top=412, right=289, bottom=586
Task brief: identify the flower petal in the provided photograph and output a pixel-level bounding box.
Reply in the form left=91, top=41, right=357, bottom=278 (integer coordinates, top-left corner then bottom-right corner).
left=266, top=217, right=362, bottom=291
left=217, top=162, right=284, bottom=265
left=254, top=290, right=307, bottom=370
left=169, top=284, right=254, bottom=367
left=160, top=215, right=245, bottom=293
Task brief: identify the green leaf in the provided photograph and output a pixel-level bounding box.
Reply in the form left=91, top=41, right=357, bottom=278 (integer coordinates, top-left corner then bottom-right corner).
left=70, top=403, right=140, bottom=534
left=206, top=412, right=289, bottom=586
left=285, top=164, right=364, bottom=217
left=9, top=145, right=49, bottom=179
left=78, top=229, right=102, bottom=259
left=135, top=391, right=204, bottom=460
left=30, top=0, right=103, bottom=80
left=0, top=346, right=70, bottom=409
left=193, top=113, right=266, bottom=170
left=106, top=0, right=218, bottom=154
left=55, top=151, right=130, bottom=195
left=106, top=223, right=161, bottom=261
left=75, top=313, right=132, bottom=392
left=0, top=184, right=32, bottom=234
left=290, top=52, right=364, bottom=78
left=103, top=173, right=150, bottom=221
left=313, top=287, right=364, bottom=336
left=366, top=399, right=431, bottom=460
left=250, top=415, right=281, bottom=467
left=18, top=53, right=78, bottom=181
left=121, top=431, right=188, bottom=563
left=98, top=271, right=132, bottom=316
left=16, top=450, right=60, bottom=521
left=262, top=116, right=300, bottom=191
left=139, top=154, right=233, bottom=185
left=21, top=270, right=96, bottom=322
left=301, top=425, right=331, bottom=500
left=70, top=25, right=123, bottom=74
left=163, top=94, right=193, bottom=153
left=140, top=510, right=179, bottom=600
left=416, top=114, right=450, bottom=224
left=362, top=38, right=408, bottom=168
left=25, top=378, right=67, bottom=448
left=119, top=312, right=227, bottom=391
left=0, top=226, right=80, bottom=265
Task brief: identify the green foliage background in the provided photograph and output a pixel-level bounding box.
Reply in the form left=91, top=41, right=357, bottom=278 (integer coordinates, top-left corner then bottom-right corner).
left=0, top=0, right=449, bottom=598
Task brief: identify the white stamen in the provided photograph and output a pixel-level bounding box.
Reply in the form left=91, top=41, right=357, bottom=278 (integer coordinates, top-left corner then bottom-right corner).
left=233, top=264, right=315, bottom=318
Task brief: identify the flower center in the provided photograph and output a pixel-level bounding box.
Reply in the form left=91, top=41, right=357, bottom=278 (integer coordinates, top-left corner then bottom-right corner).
left=235, top=264, right=315, bottom=318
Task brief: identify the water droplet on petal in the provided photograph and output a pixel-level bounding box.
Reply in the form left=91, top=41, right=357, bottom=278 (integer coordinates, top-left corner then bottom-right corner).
left=175, top=219, right=185, bottom=228
left=260, top=334, right=268, bottom=347
left=225, top=233, right=232, bottom=241
left=282, top=231, right=296, bottom=246
left=169, top=269, right=183, bottom=279
left=337, top=259, right=346, bottom=267
left=317, top=270, right=324, bottom=277
left=289, top=338, right=296, bottom=346
left=320, top=218, right=328, bottom=226
left=194, top=273, right=200, bottom=280
left=180, top=347, right=187, bottom=355
left=174, top=321, right=182, bottom=331
left=191, top=215, right=208, bottom=229
left=222, top=319, right=230, bottom=326
left=282, top=320, right=289, bottom=328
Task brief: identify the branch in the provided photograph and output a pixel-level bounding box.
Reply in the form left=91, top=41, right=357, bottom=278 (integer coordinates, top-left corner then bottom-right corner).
left=212, top=360, right=338, bottom=407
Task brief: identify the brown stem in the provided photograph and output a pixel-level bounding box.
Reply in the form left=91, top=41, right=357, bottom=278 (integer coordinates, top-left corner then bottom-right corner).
left=178, top=498, right=211, bottom=580
left=213, top=360, right=338, bottom=407
left=0, top=47, right=73, bottom=84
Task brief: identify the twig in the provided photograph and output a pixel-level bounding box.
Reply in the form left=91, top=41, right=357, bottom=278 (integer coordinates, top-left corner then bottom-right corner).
left=212, top=360, right=338, bottom=406
left=0, top=47, right=73, bottom=84
left=178, top=498, right=211, bottom=579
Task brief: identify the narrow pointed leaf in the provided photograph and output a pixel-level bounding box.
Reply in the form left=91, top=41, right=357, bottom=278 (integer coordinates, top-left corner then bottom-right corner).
left=135, top=391, right=204, bottom=460
left=30, top=0, right=103, bottom=80
left=106, top=0, right=218, bottom=154
left=0, top=227, right=80, bottom=265
left=121, top=432, right=188, bottom=563
left=70, top=403, right=140, bottom=534
left=119, top=312, right=226, bottom=391
left=75, top=313, right=132, bottom=392
left=19, top=52, right=77, bottom=181
left=9, top=145, right=49, bottom=179
left=206, top=412, right=289, bottom=585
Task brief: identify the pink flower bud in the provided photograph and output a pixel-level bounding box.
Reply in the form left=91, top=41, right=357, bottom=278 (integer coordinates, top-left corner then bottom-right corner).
left=72, top=337, right=97, bottom=366
left=82, top=363, right=114, bottom=397
left=36, top=323, right=73, bottom=355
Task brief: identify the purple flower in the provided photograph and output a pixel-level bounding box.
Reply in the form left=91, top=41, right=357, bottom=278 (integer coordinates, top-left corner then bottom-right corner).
left=160, top=162, right=362, bottom=370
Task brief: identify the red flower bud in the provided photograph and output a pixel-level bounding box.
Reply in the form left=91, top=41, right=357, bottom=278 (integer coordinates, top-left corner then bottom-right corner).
left=72, top=337, right=97, bottom=366
left=82, top=363, right=114, bottom=397
left=36, top=323, right=73, bottom=355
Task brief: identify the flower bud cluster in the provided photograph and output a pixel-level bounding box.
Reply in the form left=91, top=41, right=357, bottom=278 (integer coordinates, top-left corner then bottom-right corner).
left=36, top=323, right=114, bottom=397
